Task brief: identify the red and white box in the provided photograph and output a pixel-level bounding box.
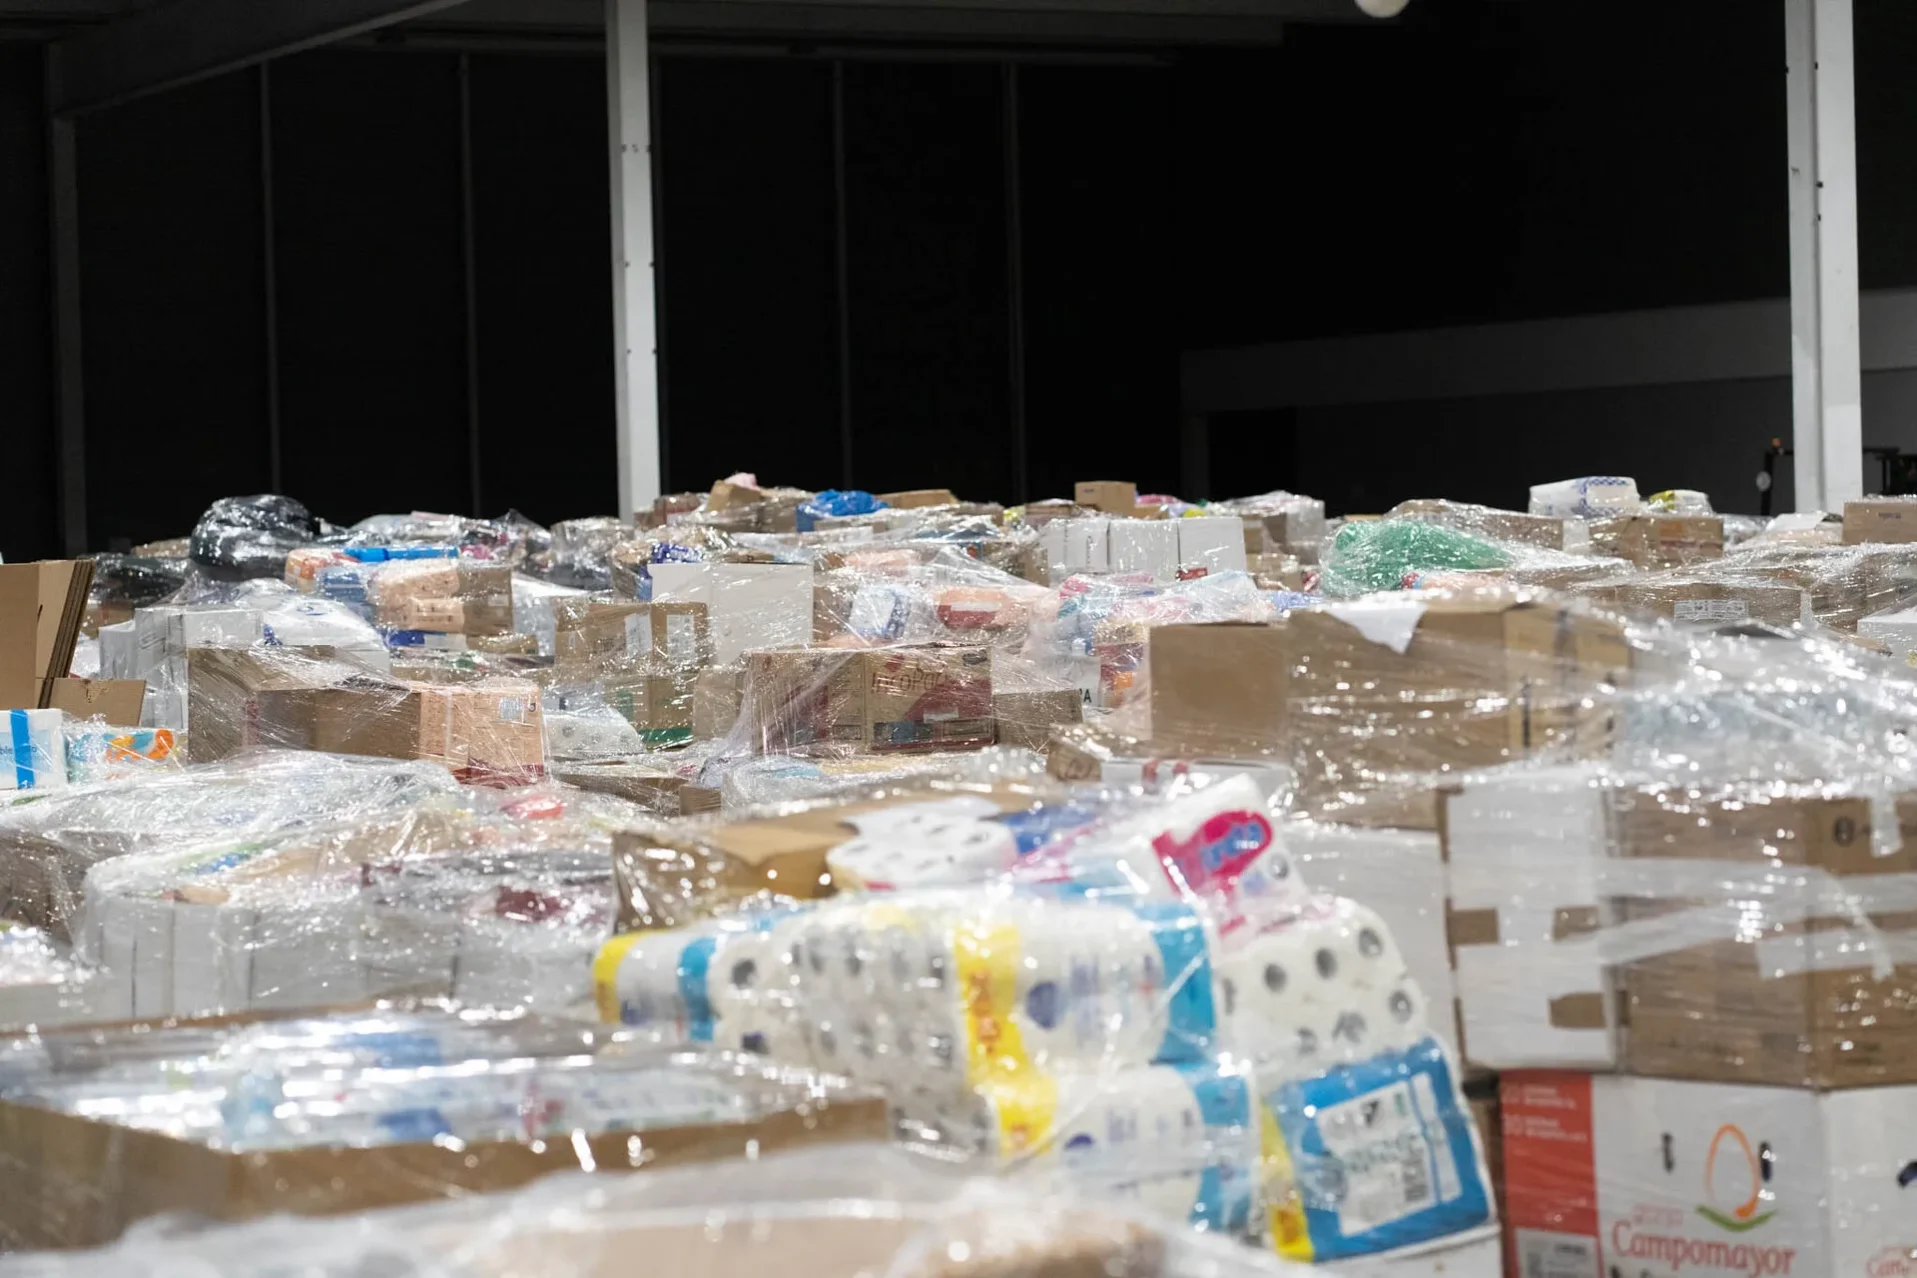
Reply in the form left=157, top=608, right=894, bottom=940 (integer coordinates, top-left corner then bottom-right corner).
left=1500, top=1071, right=1917, bottom=1278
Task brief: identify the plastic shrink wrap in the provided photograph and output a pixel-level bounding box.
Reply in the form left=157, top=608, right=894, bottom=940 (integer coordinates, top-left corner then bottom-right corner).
left=0, top=1142, right=1335, bottom=1278
left=595, top=771, right=1499, bottom=1268
left=0, top=1006, right=885, bottom=1250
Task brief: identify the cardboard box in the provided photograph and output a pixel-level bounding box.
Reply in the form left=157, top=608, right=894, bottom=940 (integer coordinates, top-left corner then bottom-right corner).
left=648, top=562, right=813, bottom=665
left=993, top=688, right=1083, bottom=750
left=1391, top=500, right=1592, bottom=554
left=1843, top=497, right=1917, bottom=544
left=876, top=488, right=959, bottom=509
left=1441, top=766, right=1618, bottom=1071
left=744, top=646, right=994, bottom=755
left=611, top=785, right=1043, bottom=922
left=1106, top=519, right=1178, bottom=580
left=554, top=600, right=710, bottom=674
left=1501, top=1071, right=1917, bottom=1278
left=1151, top=597, right=1628, bottom=827
left=1590, top=514, right=1724, bottom=570
left=693, top=663, right=746, bottom=740
left=1857, top=605, right=1917, bottom=663
left=1581, top=579, right=1807, bottom=629
left=1615, top=785, right=1917, bottom=1089
left=0, top=1067, right=888, bottom=1250
left=1074, top=480, right=1138, bottom=517
left=551, top=761, right=689, bottom=813
left=44, top=678, right=145, bottom=726
left=1247, top=553, right=1307, bottom=591
left=601, top=667, right=698, bottom=748
left=1175, top=516, right=1249, bottom=579
left=0, top=559, right=94, bottom=711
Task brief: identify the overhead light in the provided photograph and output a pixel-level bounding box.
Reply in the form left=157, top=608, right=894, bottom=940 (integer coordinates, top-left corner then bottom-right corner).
left=1354, top=0, right=1410, bottom=16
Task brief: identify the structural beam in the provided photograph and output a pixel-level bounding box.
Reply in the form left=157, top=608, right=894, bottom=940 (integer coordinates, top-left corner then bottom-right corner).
left=1786, top=0, right=1864, bottom=511
left=47, top=0, right=474, bottom=117
left=608, top=0, right=662, bottom=515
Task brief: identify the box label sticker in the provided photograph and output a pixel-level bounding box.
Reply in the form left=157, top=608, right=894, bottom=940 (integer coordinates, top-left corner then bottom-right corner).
left=1674, top=599, right=1749, bottom=624
left=625, top=611, right=653, bottom=658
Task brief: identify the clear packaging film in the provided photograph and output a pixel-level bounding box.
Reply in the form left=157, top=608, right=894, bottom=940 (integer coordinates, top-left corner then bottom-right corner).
left=0, top=1142, right=1328, bottom=1278
left=19, top=479, right=1917, bottom=1274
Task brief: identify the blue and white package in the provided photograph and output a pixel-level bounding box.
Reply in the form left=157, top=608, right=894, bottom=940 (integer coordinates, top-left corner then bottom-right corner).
left=1528, top=475, right=1639, bottom=519
left=1257, top=1037, right=1491, bottom=1262
left=1, top=709, right=67, bottom=793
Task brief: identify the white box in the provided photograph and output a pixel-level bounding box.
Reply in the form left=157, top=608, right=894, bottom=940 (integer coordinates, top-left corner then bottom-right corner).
left=647, top=562, right=812, bottom=665
left=1285, top=822, right=1461, bottom=1063
left=1503, top=1072, right=1917, bottom=1278
left=133, top=607, right=262, bottom=677
left=97, top=620, right=139, bottom=682
left=1443, top=765, right=1617, bottom=1070
left=1177, top=515, right=1249, bottom=579
left=0, top=709, right=67, bottom=792
left=1058, top=517, right=1111, bottom=574
left=512, top=573, right=588, bottom=658
left=1107, top=519, right=1179, bottom=581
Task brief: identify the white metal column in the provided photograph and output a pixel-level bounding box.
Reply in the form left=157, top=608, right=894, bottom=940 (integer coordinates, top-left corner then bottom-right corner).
left=608, top=0, right=662, bottom=517
left=1786, top=0, right=1864, bottom=511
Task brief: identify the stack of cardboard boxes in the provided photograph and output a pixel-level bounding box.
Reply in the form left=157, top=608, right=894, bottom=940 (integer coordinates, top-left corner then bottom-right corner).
left=1440, top=771, right=1917, bottom=1278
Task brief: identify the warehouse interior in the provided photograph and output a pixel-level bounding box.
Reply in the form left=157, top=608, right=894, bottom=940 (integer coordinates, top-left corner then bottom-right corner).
left=7, top=0, right=1917, bottom=551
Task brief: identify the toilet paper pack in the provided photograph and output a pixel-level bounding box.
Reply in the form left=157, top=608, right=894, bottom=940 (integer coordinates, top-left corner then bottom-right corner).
left=1260, top=1037, right=1493, bottom=1263
left=982, top=1058, right=1260, bottom=1235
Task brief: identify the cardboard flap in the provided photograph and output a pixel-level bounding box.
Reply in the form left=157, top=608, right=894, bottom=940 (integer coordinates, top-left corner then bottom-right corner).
left=45, top=678, right=146, bottom=726
left=1448, top=907, right=1501, bottom=948
left=1548, top=992, right=1609, bottom=1030
left=0, top=561, right=94, bottom=711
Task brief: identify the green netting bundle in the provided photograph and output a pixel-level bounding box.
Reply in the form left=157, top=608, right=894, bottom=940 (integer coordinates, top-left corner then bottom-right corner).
left=1317, top=519, right=1513, bottom=598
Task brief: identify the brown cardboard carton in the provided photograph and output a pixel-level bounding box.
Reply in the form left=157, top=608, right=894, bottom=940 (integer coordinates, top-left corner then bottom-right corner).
left=1246, top=552, right=1306, bottom=591
left=555, top=600, right=709, bottom=674
left=552, top=761, right=688, bottom=813
left=0, top=1078, right=887, bottom=1250
left=602, top=666, right=698, bottom=747
left=692, top=663, right=746, bottom=740
left=455, top=562, right=514, bottom=636
left=1149, top=623, right=1291, bottom=759
left=1589, top=514, right=1724, bottom=569
left=1020, top=500, right=1089, bottom=528
left=44, top=678, right=145, bottom=726
left=1391, top=499, right=1588, bottom=553
left=1581, top=578, right=1806, bottom=628
left=1843, top=497, right=1917, bottom=544
left=186, top=647, right=354, bottom=762
left=993, top=688, right=1083, bottom=750
left=877, top=488, right=960, bottom=509
left=1616, top=785, right=1917, bottom=1088
left=1073, top=481, right=1137, bottom=517
left=743, top=647, right=993, bottom=755
left=0, top=560, right=94, bottom=711
left=611, top=785, right=1046, bottom=922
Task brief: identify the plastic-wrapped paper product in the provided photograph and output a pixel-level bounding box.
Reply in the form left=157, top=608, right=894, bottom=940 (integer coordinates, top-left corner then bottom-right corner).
left=69, top=781, right=645, bottom=1019
left=1211, top=491, right=1329, bottom=566
left=61, top=723, right=177, bottom=785
left=179, top=644, right=546, bottom=782
left=0, top=1141, right=1326, bottom=1278
left=0, top=1006, right=885, bottom=1250
left=1527, top=475, right=1639, bottom=519
left=0, top=752, right=463, bottom=941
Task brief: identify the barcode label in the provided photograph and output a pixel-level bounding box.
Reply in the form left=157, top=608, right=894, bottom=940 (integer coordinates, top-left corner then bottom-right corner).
left=1316, top=1081, right=1449, bottom=1237
left=1673, top=598, right=1749, bottom=623
left=1515, top=1228, right=1600, bottom=1278
left=626, top=611, right=653, bottom=657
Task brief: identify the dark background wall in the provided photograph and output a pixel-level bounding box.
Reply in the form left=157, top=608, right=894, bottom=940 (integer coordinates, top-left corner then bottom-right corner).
left=6, top=0, right=1917, bottom=559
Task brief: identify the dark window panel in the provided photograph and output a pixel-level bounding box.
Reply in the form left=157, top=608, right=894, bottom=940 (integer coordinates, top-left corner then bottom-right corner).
left=842, top=61, right=1012, bottom=501
left=0, top=46, right=56, bottom=561
left=76, top=69, right=268, bottom=549
left=469, top=53, right=618, bottom=524
left=272, top=49, right=468, bottom=524
left=655, top=57, right=838, bottom=495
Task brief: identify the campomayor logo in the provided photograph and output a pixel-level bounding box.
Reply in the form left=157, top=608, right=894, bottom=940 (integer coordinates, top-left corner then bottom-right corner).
left=1696, top=1125, right=1776, bottom=1232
